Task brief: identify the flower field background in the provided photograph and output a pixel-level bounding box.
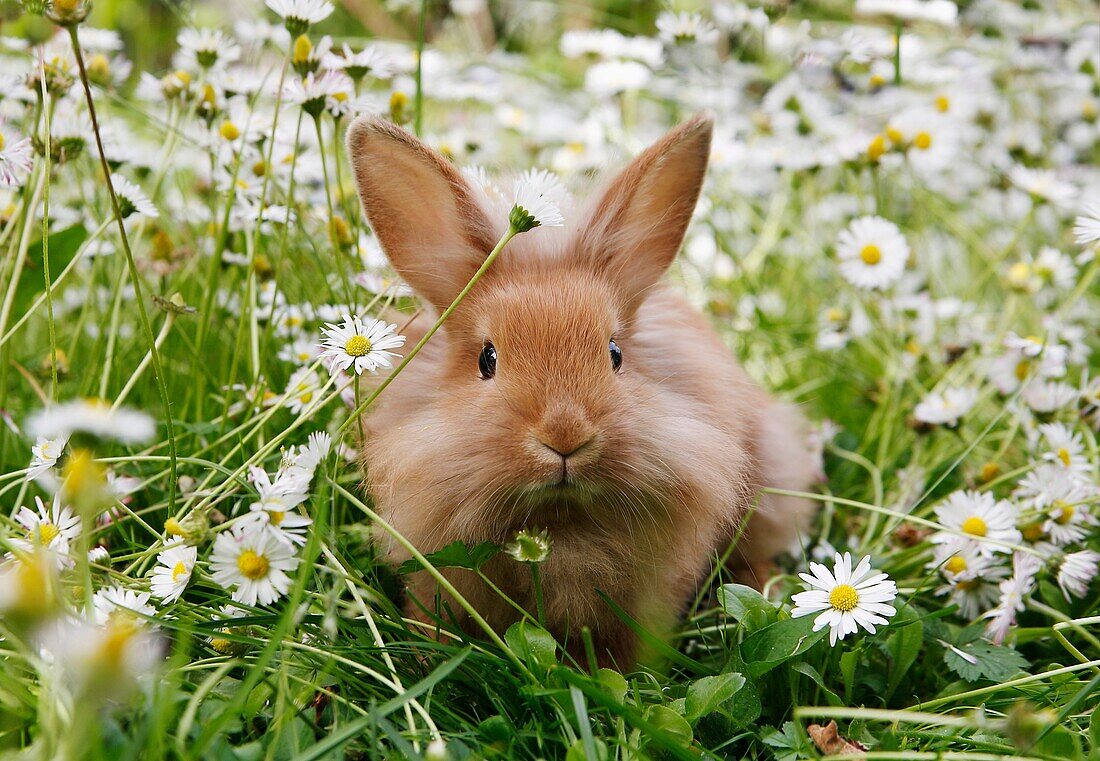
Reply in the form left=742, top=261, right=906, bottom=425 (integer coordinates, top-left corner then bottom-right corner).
left=1, top=0, right=1099, bottom=759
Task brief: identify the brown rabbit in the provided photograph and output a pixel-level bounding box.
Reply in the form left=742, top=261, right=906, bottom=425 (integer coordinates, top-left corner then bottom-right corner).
left=346, top=112, right=817, bottom=668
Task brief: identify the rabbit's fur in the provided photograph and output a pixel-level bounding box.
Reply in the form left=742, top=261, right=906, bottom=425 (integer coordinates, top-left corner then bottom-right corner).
left=347, top=113, right=817, bottom=668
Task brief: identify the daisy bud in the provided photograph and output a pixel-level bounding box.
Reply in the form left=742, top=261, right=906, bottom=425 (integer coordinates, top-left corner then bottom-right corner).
left=165, top=509, right=210, bottom=545
left=389, top=90, right=409, bottom=124
left=86, top=53, right=111, bottom=86
left=505, top=528, right=552, bottom=564
left=46, top=0, right=89, bottom=25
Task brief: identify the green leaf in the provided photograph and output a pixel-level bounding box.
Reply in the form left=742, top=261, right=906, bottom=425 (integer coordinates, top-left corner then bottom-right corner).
left=684, top=672, right=746, bottom=722
left=792, top=662, right=843, bottom=707
left=396, top=540, right=499, bottom=574
left=840, top=648, right=860, bottom=699
left=595, top=668, right=628, bottom=704
left=505, top=620, right=557, bottom=671
left=886, top=606, right=923, bottom=699
left=761, top=722, right=813, bottom=761
left=722, top=649, right=762, bottom=729
left=716, top=583, right=775, bottom=630
left=644, top=706, right=693, bottom=745
left=566, top=738, right=607, bottom=761
left=943, top=639, right=1029, bottom=682
left=1090, top=701, right=1100, bottom=753
left=740, top=615, right=827, bottom=677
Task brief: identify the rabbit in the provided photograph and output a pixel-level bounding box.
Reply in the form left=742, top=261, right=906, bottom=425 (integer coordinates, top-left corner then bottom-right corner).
left=346, top=112, right=818, bottom=668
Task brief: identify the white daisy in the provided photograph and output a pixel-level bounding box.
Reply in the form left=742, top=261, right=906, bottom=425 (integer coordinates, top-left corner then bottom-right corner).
left=177, top=27, right=241, bottom=71
left=243, top=466, right=313, bottom=546
left=1022, top=381, right=1078, bottom=414
left=11, top=496, right=82, bottom=567
left=1036, top=422, right=1089, bottom=475
left=855, top=0, right=958, bottom=26
left=929, top=543, right=1010, bottom=619
left=319, top=314, right=405, bottom=376
left=791, top=552, right=898, bottom=646
left=26, top=434, right=68, bottom=482
left=27, top=399, right=156, bottom=444
left=92, top=585, right=156, bottom=627
left=932, top=490, right=1021, bottom=555
left=281, top=367, right=324, bottom=415
left=266, top=0, right=334, bottom=34
left=510, top=170, right=566, bottom=232
left=284, top=70, right=354, bottom=118
left=150, top=543, right=197, bottom=604
left=1058, top=550, right=1099, bottom=600
left=322, top=43, right=395, bottom=81
left=210, top=524, right=301, bottom=606
left=110, top=174, right=159, bottom=219
left=1042, top=485, right=1097, bottom=547
left=656, top=11, right=719, bottom=45
left=913, top=387, right=978, bottom=427
left=836, top=216, right=909, bottom=290
left=1073, top=201, right=1100, bottom=245
left=1008, top=165, right=1076, bottom=207
left=37, top=615, right=162, bottom=701
left=0, top=121, right=33, bottom=188
left=983, top=553, right=1042, bottom=644
left=280, top=431, right=332, bottom=481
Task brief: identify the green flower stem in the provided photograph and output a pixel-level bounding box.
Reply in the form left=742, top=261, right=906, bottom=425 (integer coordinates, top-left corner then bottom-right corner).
left=893, top=22, right=903, bottom=85
left=339, top=224, right=520, bottom=433
left=68, top=26, right=179, bottom=511
left=329, top=480, right=535, bottom=681
left=531, top=563, right=545, bottom=628
left=313, top=114, right=352, bottom=304
left=37, top=55, right=56, bottom=399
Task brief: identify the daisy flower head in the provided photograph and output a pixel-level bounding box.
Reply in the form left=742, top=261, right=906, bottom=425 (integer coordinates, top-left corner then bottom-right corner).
left=1058, top=550, right=1099, bottom=600
left=855, top=0, right=958, bottom=26
left=323, top=43, right=396, bottom=82
left=37, top=615, right=162, bottom=702
left=319, top=314, right=405, bottom=376
left=1036, top=422, right=1089, bottom=475
left=281, top=366, right=323, bottom=415
left=266, top=0, right=334, bottom=36
left=0, top=122, right=33, bottom=188
left=12, top=496, right=81, bottom=567
left=1022, top=380, right=1078, bottom=415
left=791, top=552, right=898, bottom=646
left=210, top=524, right=301, bottom=606
left=1008, top=165, right=1076, bottom=207
left=510, top=170, right=566, bottom=233
left=1041, top=484, right=1097, bottom=546
left=284, top=70, right=352, bottom=118
left=176, top=27, right=242, bottom=71
left=656, top=11, right=719, bottom=46
left=281, top=431, right=332, bottom=480
left=245, top=466, right=313, bottom=546
left=92, top=585, right=156, bottom=627
left=110, top=174, right=158, bottom=219
left=26, top=434, right=68, bottom=482
left=836, top=216, right=909, bottom=290
left=932, top=490, right=1021, bottom=555
left=983, top=552, right=1042, bottom=644
left=150, top=543, right=198, bottom=604
left=929, top=543, right=1010, bottom=619
left=913, top=387, right=978, bottom=427
left=1073, top=201, right=1100, bottom=246
left=28, top=399, right=156, bottom=444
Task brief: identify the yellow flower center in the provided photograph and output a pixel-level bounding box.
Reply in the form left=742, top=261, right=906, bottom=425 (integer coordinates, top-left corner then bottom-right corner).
left=0, top=133, right=5, bottom=151
left=913, top=131, right=932, bottom=150
left=1057, top=448, right=1071, bottom=467
left=1007, top=261, right=1032, bottom=289
left=33, top=522, right=59, bottom=545
left=860, top=244, right=882, bottom=265
left=867, top=134, right=886, bottom=161
left=333, top=91, right=348, bottom=102
left=961, top=516, right=988, bottom=537
left=344, top=335, right=372, bottom=357
left=944, top=555, right=967, bottom=574
left=885, top=126, right=904, bottom=144
left=269, top=510, right=285, bottom=526
left=98, top=619, right=140, bottom=670
left=956, top=579, right=980, bottom=591
left=979, top=462, right=1000, bottom=483
left=165, top=517, right=184, bottom=536
left=210, top=637, right=234, bottom=654
left=829, top=584, right=859, bottom=612
left=237, top=550, right=269, bottom=580
left=869, top=73, right=886, bottom=88
left=1014, top=359, right=1031, bottom=381
left=292, top=34, right=313, bottom=65
left=220, top=121, right=240, bottom=141
left=935, top=95, right=950, bottom=112
left=1021, top=523, right=1045, bottom=542
left=172, top=561, right=189, bottom=582
left=1053, top=501, right=1075, bottom=525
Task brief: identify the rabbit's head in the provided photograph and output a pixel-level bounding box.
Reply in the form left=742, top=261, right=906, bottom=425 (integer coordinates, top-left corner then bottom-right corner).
left=347, top=114, right=726, bottom=538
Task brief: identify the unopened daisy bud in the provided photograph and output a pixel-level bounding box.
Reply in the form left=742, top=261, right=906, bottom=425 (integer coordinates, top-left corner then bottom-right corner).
left=869, top=73, right=886, bottom=88
left=867, top=134, right=886, bottom=161
left=328, top=216, right=353, bottom=248
left=934, top=95, right=950, bottom=113
left=505, top=528, right=552, bottom=564
left=165, top=510, right=210, bottom=545
left=977, top=462, right=1000, bottom=484
left=292, top=33, right=313, bottom=69
left=509, top=170, right=566, bottom=234
left=20, top=0, right=49, bottom=15
left=47, top=0, right=90, bottom=25
left=86, top=53, right=111, bottom=86
left=424, top=739, right=449, bottom=761
left=1005, top=261, right=1033, bottom=291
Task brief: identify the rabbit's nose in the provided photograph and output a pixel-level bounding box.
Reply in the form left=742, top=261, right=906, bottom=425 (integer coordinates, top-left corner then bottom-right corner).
left=538, top=436, right=594, bottom=459
left=534, top=407, right=596, bottom=459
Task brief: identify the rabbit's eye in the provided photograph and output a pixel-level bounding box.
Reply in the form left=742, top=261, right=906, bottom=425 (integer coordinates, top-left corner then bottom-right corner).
left=479, top=342, right=497, bottom=379
left=609, top=339, right=622, bottom=372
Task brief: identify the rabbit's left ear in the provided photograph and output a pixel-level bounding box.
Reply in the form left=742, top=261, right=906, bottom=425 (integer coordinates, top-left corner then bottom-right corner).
left=571, top=112, right=713, bottom=313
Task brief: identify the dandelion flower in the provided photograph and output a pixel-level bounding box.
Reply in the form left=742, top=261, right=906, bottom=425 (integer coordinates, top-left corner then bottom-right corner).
left=210, top=524, right=301, bottom=606
left=932, top=490, right=1021, bottom=555
left=150, top=543, right=197, bottom=604
left=791, top=552, right=898, bottom=646
left=319, top=314, right=405, bottom=376
left=836, top=216, right=909, bottom=290
left=26, top=434, right=68, bottom=482
left=1058, top=550, right=1099, bottom=600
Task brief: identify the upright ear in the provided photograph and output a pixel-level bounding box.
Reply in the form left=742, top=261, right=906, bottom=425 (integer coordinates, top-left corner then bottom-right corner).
left=346, top=116, right=499, bottom=313
left=572, top=112, right=713, bottom=312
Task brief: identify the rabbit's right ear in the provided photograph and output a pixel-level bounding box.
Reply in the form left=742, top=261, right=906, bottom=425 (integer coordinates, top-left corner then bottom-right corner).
left=346, top=116, right=498, bottom=313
